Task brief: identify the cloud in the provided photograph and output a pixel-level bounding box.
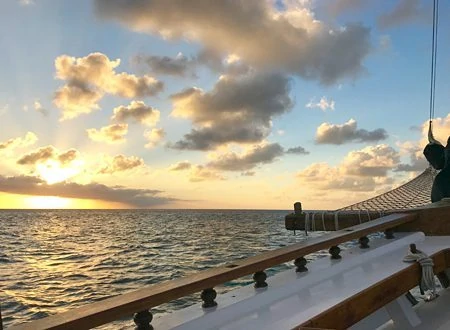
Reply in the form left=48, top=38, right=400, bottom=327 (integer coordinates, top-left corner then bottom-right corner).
left=393, top=142, right=427, bottom=172
left=207, top=143, right=284, bottom=171
left=286, top=146, right=310, bottom=155
left=419, top=114, right=450, bottom=147
left=98, top=154, right=144, bottom=174
left=0, top=132, right=38, bottom=151
left=297, top=144, right=399, bottom=192
left=169, top=161, right=192, bottom=171
left=169, top=72, right=293, bottom=150
left=316, top=118, right=388, bottom=144
left=144, top=128, right=166, bottom=149
left=0, top=175, right=177, bottom=207
left=306, top=97, right=335, bottom=111
left=34, top=100, right=49, bottom=116
left=87, top=124, right=128, bottom=144
left=189, top=165, right=225, bottom=182
left=94, top=0, right=372, bottom=84
left=54, top=53, right=164, bottom=119
left=377, top=0, right=431, bottom=30
left=324, top=0, right=373, bottom=17
left=168, top=161, right=224, bottom=181
left=134, top=52, right=197, bottom=77
left=341, top=144, right=400, bottom=176
left=17, top=146, right=79, bottom=165
left=196, top=50, right=251, bottom=76
left=54, top=81, right=103, bottom=120
left=112, top=101, right=160, bottom=126
left=241, top=171, right=255, bottom=176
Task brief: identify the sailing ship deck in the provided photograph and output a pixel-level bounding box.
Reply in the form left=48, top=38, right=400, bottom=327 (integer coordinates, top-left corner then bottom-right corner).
left=153, top=232, right=450, bottom=330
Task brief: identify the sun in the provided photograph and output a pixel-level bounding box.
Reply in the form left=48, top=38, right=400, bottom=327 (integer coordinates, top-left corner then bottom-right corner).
left=25, top=196, right=71, bottom=209
left=36, top=159, right=84, bottom=184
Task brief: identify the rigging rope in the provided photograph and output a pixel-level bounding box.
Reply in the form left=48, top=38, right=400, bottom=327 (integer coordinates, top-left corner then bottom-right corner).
left=428, top=0, right=440, bottom=143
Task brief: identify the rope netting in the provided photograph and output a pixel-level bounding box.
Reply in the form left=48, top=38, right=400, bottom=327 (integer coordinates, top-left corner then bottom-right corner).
left=337, top=167, right=437, bottom=212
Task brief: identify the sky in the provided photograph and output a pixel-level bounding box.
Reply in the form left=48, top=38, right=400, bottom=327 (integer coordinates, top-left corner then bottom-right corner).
left=1, top=0, right=450, bottom=210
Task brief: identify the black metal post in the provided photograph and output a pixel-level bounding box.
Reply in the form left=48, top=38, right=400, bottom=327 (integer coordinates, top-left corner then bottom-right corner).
left=133, top=310, right=153, bottom=330
left=201, top=288, right=218, bottom=308
left=359, top=236, right=370, bottom=249
left=294, top=257, right=308, bottom=272
left=253, top=271, right=268, bottom=288
left=329, top=245, right=342, bottom=259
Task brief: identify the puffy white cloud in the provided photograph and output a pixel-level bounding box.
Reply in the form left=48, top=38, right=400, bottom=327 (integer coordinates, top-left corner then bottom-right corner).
left=207, top=143, right=284, bottom=171
left=170, top=72, right=293, bottom=150
left=306, top=96, right=335, bottom=111
left=297, top=144, right=400, bottom=192
left=112, top=101, right=160, bottom=126
left=144, top=128, right=166, bottom=149
left=17, top=146, right=79, bottom=165
left=87, top=124, right=128, bottom=144
left=98, top=155, right=144, bottom=174
left=95, top=0, right=372, bottom=84
left=0, top=132, right=38, bottom=151
left=316, top=119, right=388, bottom=144
left=341, top=144, right=400, bottom=176
left=54, top=81, right=103, bottom=120
left=54, top=53, right=164, bottom=120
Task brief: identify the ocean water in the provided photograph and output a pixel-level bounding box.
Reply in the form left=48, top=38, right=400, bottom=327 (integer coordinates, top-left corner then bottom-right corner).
left=0, top=209, right=322, bottom=329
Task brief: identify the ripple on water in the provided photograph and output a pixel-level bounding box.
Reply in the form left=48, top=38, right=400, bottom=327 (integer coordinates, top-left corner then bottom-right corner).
left=0, top=209, right=315, bottom=329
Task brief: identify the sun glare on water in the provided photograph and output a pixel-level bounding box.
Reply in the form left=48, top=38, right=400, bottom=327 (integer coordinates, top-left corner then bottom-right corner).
left=25, top=196, right=71, bottom=209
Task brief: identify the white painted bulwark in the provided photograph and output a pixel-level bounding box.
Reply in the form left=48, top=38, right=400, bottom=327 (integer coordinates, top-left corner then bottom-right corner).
left=154, top=233, right=450, bottom=330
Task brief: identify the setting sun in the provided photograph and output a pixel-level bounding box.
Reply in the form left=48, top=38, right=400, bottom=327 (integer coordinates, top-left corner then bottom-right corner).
left=36, top=160, right=83, bottom=184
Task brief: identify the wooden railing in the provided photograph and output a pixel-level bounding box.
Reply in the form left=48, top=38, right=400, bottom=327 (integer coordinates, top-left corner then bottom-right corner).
left=6, top=213, right=417, bottom=330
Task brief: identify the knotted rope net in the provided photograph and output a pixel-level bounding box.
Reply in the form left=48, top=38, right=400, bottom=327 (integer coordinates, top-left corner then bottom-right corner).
left=337, top=167, right=437, bottom=212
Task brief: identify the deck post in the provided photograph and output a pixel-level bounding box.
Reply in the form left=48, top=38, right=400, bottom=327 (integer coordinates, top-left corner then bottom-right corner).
left=359, top=236, right=370, bottom=249
left=294, top=257, right=308, bottom=272
left=201, top=288, right=218, bottom=308
left=329, top=246, right=342, bottom=259
left=133, top=310, right=153, bottom=330
left=253, top=271, right=268, bottom=288
left=384, top=228, right=395, bottom=239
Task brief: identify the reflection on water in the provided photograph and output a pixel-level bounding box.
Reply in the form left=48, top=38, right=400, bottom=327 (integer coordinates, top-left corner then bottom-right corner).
left=0, top=209, right=318, bottom=329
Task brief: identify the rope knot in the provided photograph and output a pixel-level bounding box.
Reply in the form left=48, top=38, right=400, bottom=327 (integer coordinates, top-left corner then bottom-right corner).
left=403, top=247, right=437, bottom=300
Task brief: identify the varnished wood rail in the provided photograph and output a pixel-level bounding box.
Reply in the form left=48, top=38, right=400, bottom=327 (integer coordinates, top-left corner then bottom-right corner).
left=8, top=213, right=417, bottom=330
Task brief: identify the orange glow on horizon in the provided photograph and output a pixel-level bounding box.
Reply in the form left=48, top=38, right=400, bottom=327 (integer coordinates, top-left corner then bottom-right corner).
left=0, top=193, right=130, bottom=209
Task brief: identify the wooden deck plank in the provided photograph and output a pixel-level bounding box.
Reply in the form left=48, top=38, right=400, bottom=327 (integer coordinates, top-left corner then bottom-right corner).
left=9, top=213, right=417, bottom=330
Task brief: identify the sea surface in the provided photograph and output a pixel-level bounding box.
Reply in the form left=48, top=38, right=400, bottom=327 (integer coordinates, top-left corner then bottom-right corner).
left=1, top=209, right=330, bottom=329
